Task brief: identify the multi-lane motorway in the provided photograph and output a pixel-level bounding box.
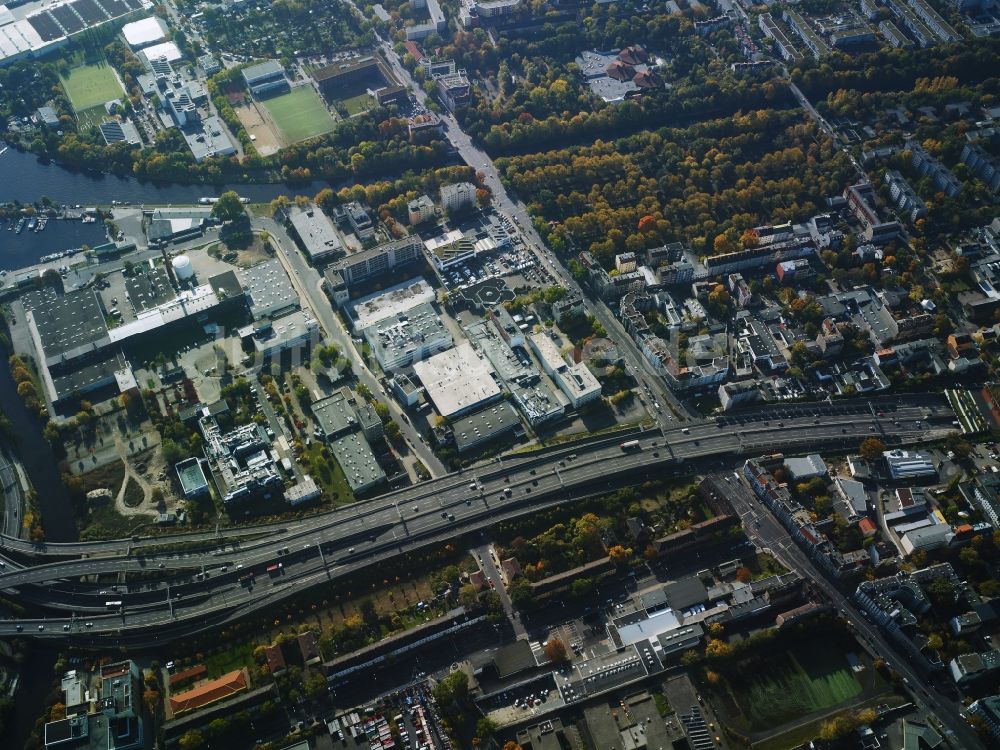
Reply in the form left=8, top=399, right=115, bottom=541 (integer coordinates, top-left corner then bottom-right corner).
left=0, top=395, right=955, bottom=644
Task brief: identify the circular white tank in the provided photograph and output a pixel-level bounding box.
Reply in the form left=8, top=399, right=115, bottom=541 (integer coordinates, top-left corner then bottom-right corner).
left=172, top=254, right=194, bottom=280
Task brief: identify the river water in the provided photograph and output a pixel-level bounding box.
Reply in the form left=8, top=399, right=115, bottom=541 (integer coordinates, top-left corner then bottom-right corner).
left=0, top=146, right=330, bottom=270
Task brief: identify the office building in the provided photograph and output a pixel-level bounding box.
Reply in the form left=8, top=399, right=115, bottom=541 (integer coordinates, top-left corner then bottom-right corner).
left=364, top=302, right=452, bottom=371
left=288, top=205, right=343, bottom=264
left=528, top=332, right=602, bottom=408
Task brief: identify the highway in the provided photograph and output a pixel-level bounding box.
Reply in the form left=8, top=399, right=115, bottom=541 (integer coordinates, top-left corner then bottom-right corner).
left=0, top=396, right=955, bottom=643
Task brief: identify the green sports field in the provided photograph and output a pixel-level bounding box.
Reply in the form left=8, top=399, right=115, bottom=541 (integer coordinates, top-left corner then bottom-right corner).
left=262, top=87, right=335, bottom=144
left=61, top=62, right=124, bottom=113
left=732, top=643, right=863, bottom=730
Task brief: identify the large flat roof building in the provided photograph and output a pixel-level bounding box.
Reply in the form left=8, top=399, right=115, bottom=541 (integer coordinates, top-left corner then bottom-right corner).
left=452, top=400, right=520, bottom=452
left=288, top=205, right=343, bottom=264
left=364, top=301, right=452, bottom=371
left=242, top=59, right=289, bottom=97
left=238, top=259, right=298, bottom=320
left=121, top=16, right=166, bottom=49
left=350, top=277, right=435, bottom=332
left=330, top=432, right=386, bottom=494
left=332, top=235, right=423, bottom=285
left=884, top=449, right=937, bottom=480
left=413, top=342, right=502, bottom=418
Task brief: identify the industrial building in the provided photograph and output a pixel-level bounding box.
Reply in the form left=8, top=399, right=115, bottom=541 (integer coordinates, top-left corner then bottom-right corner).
left=330, top=433, right=386, bottom=494
left=451, top=400, right=520, bottom=452
left=884, top=449, right=937, bottom=480
left=238, top=259, right=298, bottom=320
left=288, top=205, right=344, bottom=264
left=413, top=342, right=503, bottom=418
left=312, top=387, right=384, bottom=443
left=22, top=267, right=244, bottom=405
left=364, top=302, right=452, bottom=371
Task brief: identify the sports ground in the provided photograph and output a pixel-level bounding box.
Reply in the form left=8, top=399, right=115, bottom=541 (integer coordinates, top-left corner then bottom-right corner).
left=261, top=86, right=335, bottom=144
left=61, top=62, right=124, bottom=112
left=731, top=643, right=863, bottom=730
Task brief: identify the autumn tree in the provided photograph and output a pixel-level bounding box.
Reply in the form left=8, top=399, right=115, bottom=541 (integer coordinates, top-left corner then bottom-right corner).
left=608, top=545, right=632, bottom=565
left=858, top=437, right=886, bottom=462
left=545, top=638, right=568, bottom=663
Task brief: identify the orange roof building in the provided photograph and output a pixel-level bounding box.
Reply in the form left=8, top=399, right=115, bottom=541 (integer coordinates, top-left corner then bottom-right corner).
left=859, top=517, right=878, bottom=537
left=632, top=70, right=662, bottom=89
left=618, top=44, right=648, bottom=65
left=169, top=664, right=207, bottom=686
left=605, top=60, right=635, bottom=82
left=169, top=669, right=248, bottom=716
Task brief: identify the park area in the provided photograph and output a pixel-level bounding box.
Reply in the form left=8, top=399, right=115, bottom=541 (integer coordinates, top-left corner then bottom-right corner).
left=261, top=86, right=336, bottom=144
left=60, top=62, right=123, bottom=128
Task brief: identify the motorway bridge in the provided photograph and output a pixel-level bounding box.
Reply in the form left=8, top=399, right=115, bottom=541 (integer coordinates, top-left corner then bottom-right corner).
left=0, top=395, right=956, bottom=645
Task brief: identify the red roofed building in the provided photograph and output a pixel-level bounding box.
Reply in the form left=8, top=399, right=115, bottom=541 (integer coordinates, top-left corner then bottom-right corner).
left=404, top=41, right=425, bottom=62
left=169, top=664, right=207, bottom=687
left=469, top=569, right=486, bottom=589
left=168, top=669, right=248, bottom=716
left=605, top=60, right=635, bottom=82
left=298, top=631, right=322, bottom=666
left=618, top=44, right=647, bottom=65
left=632, top=69, right=662, bottom=89
left=264, top=644, right=286, bottom=676
left=859, top=517, right=878, bottom=538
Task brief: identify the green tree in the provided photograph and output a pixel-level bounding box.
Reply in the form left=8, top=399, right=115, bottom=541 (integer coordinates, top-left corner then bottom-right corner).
left=179, top=730, right=205, bottom=750
left=212, top=191, right=245, bottom=222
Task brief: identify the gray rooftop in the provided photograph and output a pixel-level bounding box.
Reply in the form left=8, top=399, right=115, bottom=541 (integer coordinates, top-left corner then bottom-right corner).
left=330, top=432, right=386, bottom=492
left=125, top=265, right=176, bottom=313
left=238, top=259, right=298, bottom=319
left=27, top=289, right=108, bottom=359
left=453, top=400, right=519, bottom=452
left=312, top=390, right=360, bottom=440
left=289, top=205, right=343, bottom=261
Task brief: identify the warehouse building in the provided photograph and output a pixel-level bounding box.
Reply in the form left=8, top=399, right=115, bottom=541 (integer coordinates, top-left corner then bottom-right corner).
left=413, top=342, right=502, bottom=418
left=288, top=205, right=344, bottom=264
left=238, top=259, right=298, bottom=320
left=330, top=432, right=386, bottom=494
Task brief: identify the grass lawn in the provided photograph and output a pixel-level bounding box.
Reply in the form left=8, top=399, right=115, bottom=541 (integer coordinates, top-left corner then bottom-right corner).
left=61, top=62, right=123, bottom=113
left=302, top=442, right=354, bottom=505
left=732, top=643, right=863, bottom=730
left=201, top=641, right=256, bottom=679
left=342, top=91, right=374, bottom=115
left=262, top=87, right=335, bottom=144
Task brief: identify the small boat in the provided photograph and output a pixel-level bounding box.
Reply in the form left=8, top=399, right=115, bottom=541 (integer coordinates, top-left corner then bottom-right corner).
left=82, top=215, right=96, bottom=224
left=26, top=217, right=37, bottom=231
left=35, top=217, right=47, bottom=232
left=14, top=218, right=25, bottom=234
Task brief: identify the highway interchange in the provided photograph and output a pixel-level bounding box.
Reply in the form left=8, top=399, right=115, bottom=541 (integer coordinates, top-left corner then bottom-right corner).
left=0, top=395, right=957, bottom=645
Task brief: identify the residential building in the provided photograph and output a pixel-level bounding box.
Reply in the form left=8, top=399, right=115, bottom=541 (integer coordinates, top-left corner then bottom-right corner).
left=962, top=142, right=1000, bottom=193
left=908, top=140, right=963, bottom=198
left=718, top=379, right=759, bottom=411
left=44, top=660, right=144, bottom=750
left=408, top=194, right=436, bottom=225
left=440, top=181, right=477, bottom=214
left=330, top=235, right=423, bottom=285
left=884, top=170, right=928, bottom=222
left=783, top=9, right=831, bottom=57
left=759, top=13, right=803, bottom=60
left=459, top=0, right=520, bottom=27
left=968, top=696, right=1000, bottom=742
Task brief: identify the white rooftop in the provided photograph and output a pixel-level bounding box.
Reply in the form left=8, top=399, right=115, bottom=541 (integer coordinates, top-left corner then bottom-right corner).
left=413, top=342, right=501, bottom=417
left=351, top=277, right=434, bottom=332
left=121, top=16, right=166, bottom=48
left=142, top=40, right=182, bottom=63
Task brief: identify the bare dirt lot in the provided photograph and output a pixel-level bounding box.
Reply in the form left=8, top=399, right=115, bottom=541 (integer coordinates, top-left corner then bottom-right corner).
left=234, top=102, right=282, bottom=156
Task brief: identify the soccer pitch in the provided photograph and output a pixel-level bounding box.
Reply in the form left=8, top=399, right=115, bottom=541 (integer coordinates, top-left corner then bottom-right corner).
left=262, top=87, right=336, bottom=144
left=734, top=645, right=863, bottom=730
left=61, top=63, right=124, bottom=113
